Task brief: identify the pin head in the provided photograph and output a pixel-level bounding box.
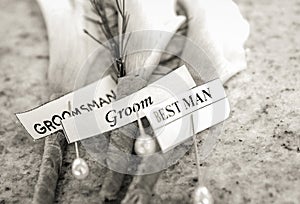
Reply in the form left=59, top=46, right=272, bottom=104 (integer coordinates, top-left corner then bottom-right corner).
left=72, top=158, right=89, bottom=180
left=134, top=134, right=156, bottom=155
left=135, top=112, right=156, bottom=155
left=193, top=186, right=214, bottom=204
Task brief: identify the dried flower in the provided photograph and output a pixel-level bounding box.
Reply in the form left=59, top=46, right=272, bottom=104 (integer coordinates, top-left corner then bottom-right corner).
left=37, top=0, right=99, bottom=92
left=123, top=0, right=186, bottom=78
left=180, top=0, right=250, bottom=82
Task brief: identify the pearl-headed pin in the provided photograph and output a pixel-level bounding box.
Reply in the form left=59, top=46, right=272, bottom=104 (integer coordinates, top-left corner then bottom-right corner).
left=191, top=114, right=214, bottom=204
left=68, top=101, right=89, bottom=180
left=134, top=113, right=156, bottom=155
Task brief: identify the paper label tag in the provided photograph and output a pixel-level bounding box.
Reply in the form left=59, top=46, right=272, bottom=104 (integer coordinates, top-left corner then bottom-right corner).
left=141, top=79, right=230, bottom=152
left=62, top=65, right=196, bottom=143
left=155, top=98, right=230, bottom=152
left=144, top=79, right=226, bottom=129
left=16, top=75, right=117, bottom=140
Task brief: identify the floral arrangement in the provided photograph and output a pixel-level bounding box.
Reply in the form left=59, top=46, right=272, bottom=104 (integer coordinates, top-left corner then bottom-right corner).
left=32, top=0, right=249, bottom=203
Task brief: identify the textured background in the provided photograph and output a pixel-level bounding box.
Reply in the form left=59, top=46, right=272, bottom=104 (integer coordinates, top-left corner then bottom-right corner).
left=0, top=0, right=299, bottom=203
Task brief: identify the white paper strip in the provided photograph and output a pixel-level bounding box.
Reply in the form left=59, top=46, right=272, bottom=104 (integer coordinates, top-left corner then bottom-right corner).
left=62, top=65, right=196, bottom=143
left=153, top=98, right=230, bottom=152
left=144, top=79, right=226, bottom=130
left=16, top=75, right=117, bottom=140
left=140, top=78, right=229, bottom=152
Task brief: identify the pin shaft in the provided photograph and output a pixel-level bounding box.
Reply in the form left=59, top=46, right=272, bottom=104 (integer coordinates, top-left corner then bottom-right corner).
left=191, top=114, right=201, bottom=184
left=68, top=101, right=80, bottom=158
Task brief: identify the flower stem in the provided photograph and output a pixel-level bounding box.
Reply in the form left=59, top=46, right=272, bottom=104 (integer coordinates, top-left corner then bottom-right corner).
left=33, top=131, right=67, bottom=204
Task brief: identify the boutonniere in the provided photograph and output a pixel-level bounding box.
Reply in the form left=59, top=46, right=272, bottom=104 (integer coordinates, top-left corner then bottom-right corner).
left=31, top=0, right=249, bottom=203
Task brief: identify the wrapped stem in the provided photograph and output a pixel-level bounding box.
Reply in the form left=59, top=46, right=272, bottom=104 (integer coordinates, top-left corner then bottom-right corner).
left=33, top=131, right=67, bottom=204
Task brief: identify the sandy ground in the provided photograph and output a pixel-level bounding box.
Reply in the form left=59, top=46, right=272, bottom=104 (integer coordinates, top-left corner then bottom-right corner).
left=0, top=0, right=299, bottom=203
